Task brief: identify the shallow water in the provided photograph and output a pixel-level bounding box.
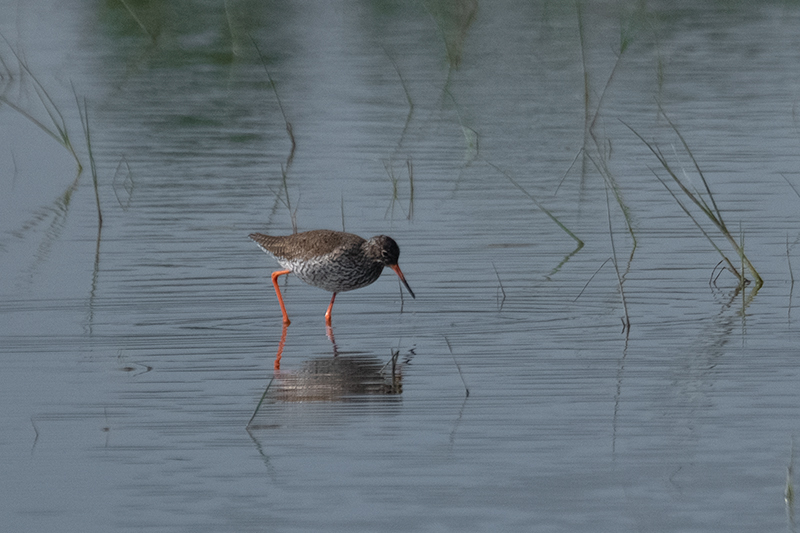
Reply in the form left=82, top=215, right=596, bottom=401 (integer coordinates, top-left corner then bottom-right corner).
left=2, top=1, right=800, bottom=531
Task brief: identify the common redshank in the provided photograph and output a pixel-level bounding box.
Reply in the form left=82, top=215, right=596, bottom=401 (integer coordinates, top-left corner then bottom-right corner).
left=249, top=230, right=415, bottom=325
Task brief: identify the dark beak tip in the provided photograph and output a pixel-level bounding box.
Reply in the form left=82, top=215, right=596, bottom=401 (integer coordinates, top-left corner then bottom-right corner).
left=390, top=264, right=415, bottom=299
left=401, top=280, right=415, bottom=299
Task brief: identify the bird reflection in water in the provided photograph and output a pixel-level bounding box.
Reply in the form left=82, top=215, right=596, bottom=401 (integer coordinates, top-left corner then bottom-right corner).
left=269, top=352, right=403, bottom=402
left=250, top=323, right=409, bottom=426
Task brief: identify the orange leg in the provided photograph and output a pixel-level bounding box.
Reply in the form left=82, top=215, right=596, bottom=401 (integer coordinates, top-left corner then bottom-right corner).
left=324, top=293, right=337, bottom=326
left=271, top=270, right=292, bottom=325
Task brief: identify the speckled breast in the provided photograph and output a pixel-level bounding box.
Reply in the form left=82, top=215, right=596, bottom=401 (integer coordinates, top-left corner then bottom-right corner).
left=278, top=253, right=385, bottom=293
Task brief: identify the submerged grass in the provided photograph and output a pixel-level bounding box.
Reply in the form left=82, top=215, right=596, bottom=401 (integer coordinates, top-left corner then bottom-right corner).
left=1, top=35, right=107, bottom=282
left=605, top=185, right=631, bottom=331
left=443, top=87, right=478, bottom=166
left=383, top=50, right=416, bottom=220
left=788, top=234, right=796, bottom=286
left=576, top=1, right=638, bottom=253
left=112, top=157, right=134, bottom=210
left=446, top=77, right=583, bottom=272
left=384, top=47, right=414, bottom=121
left=443, top=336, right=469, bottom=398
left=485, top=160, right=584, bottom=249
left=252, top=38, right=295, bottom=167
left=492, top=262, right=506, bottom=311
left=75, top=91, right=104, bottom=322
left=787, top=437, right=796, bottom=528
left=781, top=175, right=800, bottom=318
left=624, top=110, right=763, bottom=290
left=384, top=158, right=414, bottom=220
left=252, top=38, right=298, bottom=232
left=118, top=0, right=158, bottom=41
left=269, top=163, right=298, bottom=233
left=0, top=34, right=82, bottom=171
left=75, top=89, right=102, bottom=229
left=486, top=160, right=584, bottom=277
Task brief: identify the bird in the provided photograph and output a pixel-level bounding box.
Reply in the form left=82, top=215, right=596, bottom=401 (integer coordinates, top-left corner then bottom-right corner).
left=249, top=229, right=414, bottom=325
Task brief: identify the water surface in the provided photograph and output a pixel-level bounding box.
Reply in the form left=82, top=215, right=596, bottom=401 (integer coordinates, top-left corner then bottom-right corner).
left=2, top=1, right=800, bottom=531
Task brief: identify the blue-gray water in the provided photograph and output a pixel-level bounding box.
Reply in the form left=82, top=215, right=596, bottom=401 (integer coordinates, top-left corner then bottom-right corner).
left=2, top=1, right=800, bottom=531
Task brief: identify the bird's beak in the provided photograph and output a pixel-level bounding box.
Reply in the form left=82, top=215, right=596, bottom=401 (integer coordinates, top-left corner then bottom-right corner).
left=390, top=264, right=415, bottom=299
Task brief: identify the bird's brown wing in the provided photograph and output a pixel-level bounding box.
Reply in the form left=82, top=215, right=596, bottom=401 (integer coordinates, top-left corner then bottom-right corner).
left=249, top=230, right=364, bottom=261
